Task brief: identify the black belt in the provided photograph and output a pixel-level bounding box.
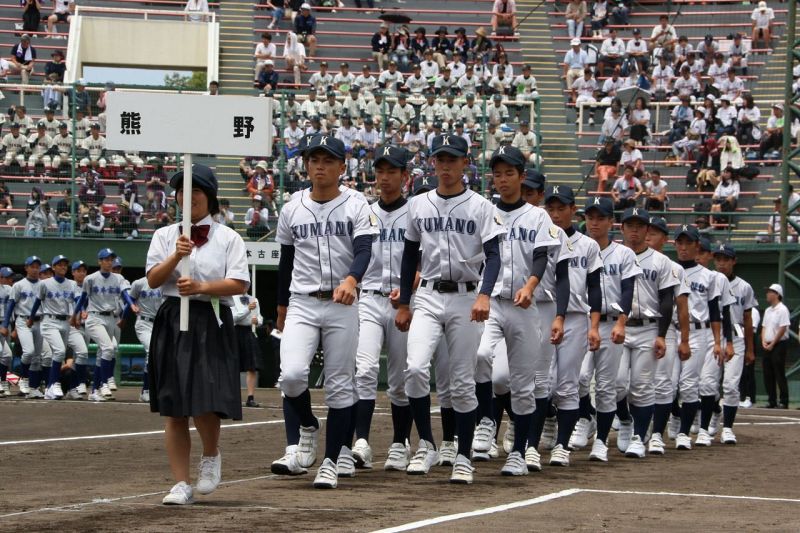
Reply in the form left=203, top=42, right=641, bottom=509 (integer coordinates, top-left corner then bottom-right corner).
left=627, top=317, right=657, bottom=327
left=599, top=314, right=619, bottom=322
left=692, top=320, right=711, bottom=330
left=19, top=315, right=42, bottom=322
left=420, top=279, right=477, bottom=293
left=44, top=314, right=69, bottom=321
left=305, top=290, right=334, bottom=300
left=90, top=311, right=116, bottom=317
left=362, top=289, right=392, bottom=297
left=139, top=316, right=155, bottom=323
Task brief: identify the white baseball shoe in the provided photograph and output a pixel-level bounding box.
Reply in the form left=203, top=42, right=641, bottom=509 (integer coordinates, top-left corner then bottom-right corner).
left=139, top=390, right=150, bottom=403
left=525, top=446, right=542, bottom=472
left=588, top=438, right=608, bottom=462
left=195, top=452, right=222, bottom=495
left=549, top=444, right=570, bottom=467
left=271, top=445, right=308, bottom=476
left=502, top=421, right=515, bottom=455
left=313, top=458, right=338, bottom=489
left=648, top=433, right=665, bottom=455
left=18, top=377, right=29, bottom=395
left=449, top=454, right=474, bottom=484
left=76, top=383, right=87, bottom=396
left=107, top=377, right=117, bottom=391
left=501, top=451, right=528, bottom=476
left=472, top=417, right=496, bottom=453
left=739, top=397, right=752, bottom=409
left=26, top=389, right=44, bottom=399
left=65, top=387, right=83, bottom=400
left=489, top=441, right=499, bottom=458
left=352, top=438, right=373, bottom=469
left=438, top=441, right=457, bottom=466
left=384, top=442, right=410, bottom=471
left=675, top=433, right=692, bottom=450
left=690, top=412, right=700, bottom=434
left=625, top=435, right=646, bottom=458
left=296, top=425, right=320, bottom=468
left=336, top=446, right=356, bottom=478
left=720, top=427, right=737, bottom=445
left=541, top=416, right=557, bottom=450
left=407, top=439, right=439, bottom=475
left=100, top=383, right=114, bottom=399
left=569, top=416, right=594, bottom=450
left=616, top=419, right=633, bottom=453
left=0, top=381, right=10, bottom=397
left=162, top=481, right=194, bottom=505
left=695, top=428, right=712, bottom=447
left=708, top=412, right=721, bottom=436
left=88, top=390, right=106, bottom=402
left=667, top=414, right=681, bottom=440
left=44, top=383, right=64, bottom=400
left=611, top=415, right=620, bottom=431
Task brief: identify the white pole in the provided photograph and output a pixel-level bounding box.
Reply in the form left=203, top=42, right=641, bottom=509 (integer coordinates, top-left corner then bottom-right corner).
left=251, top=264, right=257, bottom=335
left=179, top=153, right=193, bottom=332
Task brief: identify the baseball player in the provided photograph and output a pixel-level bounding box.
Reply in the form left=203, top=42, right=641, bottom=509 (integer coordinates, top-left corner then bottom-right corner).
left=274, top=134, right=375, bottom=489
left=109, top=256, right=127, bottom=391
left=38, top=264, right=55, bottom=390
left=395, top=133, right=504, bottom=484
left=644, top=217, right=691, bottom=455
left=69, top=260, right=90, bottom=397
left=232, top=291, right=263, bottom=408
left=126, top=276, right=164, bottom=404
left=1, top=122, right=28, bottom=169
left=73, top=248, right=133, bottom=402
left=0, top=267, right=14, bottom=397
left=574, top=197, right=639, bottom=462
left=1, top=256, right=44, bottom=398
left=80, top=123, right=107, bottom=170
left=473, top=146, right=560, bottom=476
left=541, top=185, right=602, bottom=467
left=711, top=244, right=755, bottom=444
left=51, top=122, right=73, bottom=172
left=27, top=121, right=53, bottom=175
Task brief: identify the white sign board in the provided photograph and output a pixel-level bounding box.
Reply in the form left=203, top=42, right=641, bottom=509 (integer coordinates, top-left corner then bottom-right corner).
left=245, top=241, right=281, bottom=266
left=105, top=92, right=273, bottom=156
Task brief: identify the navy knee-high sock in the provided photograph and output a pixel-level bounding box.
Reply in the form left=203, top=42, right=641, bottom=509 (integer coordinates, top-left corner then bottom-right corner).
left=20, top=362, right=30, bottom=379
left=283, top=395, right=301, bottom=446
left=100, top=358, right=113, bottom=385
left=527, top=397, right=550, bottom=448
left=92, top=365, right=102, bottom=392
left=679, top=401, right=700, bottom=434
left=324, top=406, right=351, bottom=461
left=494, top=392, right=511, bottom=438
left=596, top=411, right=616, bottom=443
left=475, top=381, right=493, bottom=421
left=0, top=362, right=7, bottom=381
left=556, top=408, right=579, bottom=447
left=652, top=403, right=673, bottom=435
left=713, top=401, right=722, bottom=415
left=285, top=389, right=319, bottom=429
left=354, top=399, right=376, bottom=441
left=699, top=395, right=716, bottom=430
left=512, top=412, right=533, bottom=454
left=345, top=403, right=358, bottom=448
left=578, top=394, right=593, bottom=420
left=409, top=395, right=435, bottom=445
left=391, top=403, right=412, bottom=444
left=73, top=364, right=87, bottom=390
left=42, top=365, right=52, bottom=387
left=455, top=409, right=477, bottom=457
left=616, top=397, right=631, bottom=422
left=723, top=405, right=737, bottom=428
left=29, top=369, right=42, bottom=389
left=440, top=406, right=455, bottom=442
left=48, top=362, right=62, bottom=388
left=630, top=404, right=654, bottom=440
left=141, top=370, right=149, bottom=392
left=671, top=396, right=681, bottom=417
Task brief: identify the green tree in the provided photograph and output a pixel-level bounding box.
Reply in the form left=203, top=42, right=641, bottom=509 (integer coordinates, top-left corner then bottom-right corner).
left=163, top=71, right=208, bottom=91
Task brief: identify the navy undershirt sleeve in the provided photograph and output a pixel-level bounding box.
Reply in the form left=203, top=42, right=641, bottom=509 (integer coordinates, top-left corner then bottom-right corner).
left=588, top=270, right=602, bottom=313
left=620, top=277, right=635, bottom=316
left=347, top=235, right=373, bottom=282
left=479, top=236, right=501, bottom=296
left=530, top=248, right=548, bottom=281
left=555, top=259, right=570, bottom=318
left=277, top=244, right=295, bottom=307
left=708, top=296, right=720, bottom=323
left=657, top=288, right=674, bottom=337
left=722, top=304, right=733, bottom=341
left=399, top=239, right=421, bottom=305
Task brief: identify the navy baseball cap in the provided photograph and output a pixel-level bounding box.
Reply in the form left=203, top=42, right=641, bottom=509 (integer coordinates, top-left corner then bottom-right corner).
left=97, top=248, right=116, bottom=260
left=584, top=196, right=614, bottom=217
left=544, top=184, right=575, bottom=205
left=112, top=257, right=123, bottom=268
left=648, top=216, right=669, bottom=235
left=621, top=207, right=650, bottom=224
left=713, top=243, right=736, bottom=258
left=0, top=267, right=13, bottom=277
left=51, top=254, right=69, bottom=266
left=374, top=144, right=408, bottom=168
left=169, top=163, right=219, bottom=193
left=40, top=263, right=52, bottom=273
left=431, top=134, right=469, bottom=157
left=305, top=134, right=346, bottom=160
left=699, top=237, right=712, bottom=252
left=24, top=256, right=42, bottom=266
left=522, top=168, right=546, bottom=190
left=413, top=174, right=438, bottom=195
left=489, top=145, right=525, bottom=169
left=674, top=224, right=700, bottom=242
left=71, top=260, right=86, bottom=270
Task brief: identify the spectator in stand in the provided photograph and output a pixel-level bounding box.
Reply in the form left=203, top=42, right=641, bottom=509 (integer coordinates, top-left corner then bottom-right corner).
left=143, top=159, right=168, bottom=193
left=207, top=80, right=219, bottom=95
left=391, top=26, right=413, bottom=72
left=245, top=195, right=271, bottom=240
left=486, top=93, right=508, bottom=126
left=333, top=62, right=356, bottom=95
left=649, top=14, right=677, bottom=53
left=708, top=53, right=729, bottom=90
left=358, top=147, right=376, bottom=188
left=118, top=168, right=139, bottom=205
left=571, top=68, right=598, bottom=126
left=254, top=33, right=276, bottom=82
left=672, top=65, right=701, bottom=103
left=342, top=86, right=365, bottom=121
left=56, top=78, right=90, bottom=116
left=597, top=28, right=625, bottom=77
left=78, top=170, right=106, bottom=206
left=452, top=27, right=470, bottom=64
left=760, top=196, right=799, bottom=243
left=336, top=114, right=359, bottom=150
left=737, top=94, right=761, bottom=145
left=589, top=0, right=608, bottom=38
left=611, top=165, right=643, bottom=211
left=696, top=34, right=719, bottom=66
left=24, top=199, right=55, bottom=237
left=759, top=103, right=784, bottom=159
left=318, top=90, right=343, bottom=128
left=257, top=60, right=279, bottom=91
left=671, top=108, right=706, bottom=161
left=355, top=116, right=380, bottom=154
left=716, top=95, right=737, bottom=136
left=644, top=170, right=667, bottom=211
left=599, top=105, right=627, bottom=144
left=79, top=205, right=104, bottom=236
left=719, top=133, right=744, bottom=171
left=594, top=138, right=621, bottom=192
left=378, top=60, right=403, bottom=96
left=512, top=63, right=538, bottom=103
left=626, top=28, right=649, bottom=72
left=110, top=201, right=140, bottom=239
left=471, top=27, right=493, bottom=66
left=650, top=55, right=674, bottom=101
left=25, top=185, right=43, bottom=214
left=55, top=188, right=75, bottom=237
left=673, top=35, right=693, bottom=66
left=95, top=81, right=115, bottom=132
left=420, top=49, right=440, bottom=81
left=720, top=68, right=745, bottom=106
left=371, top=22, right=391, bottom=71
left=512, top=120, right=541, bottom=166
left=265, top=0, right=285, bottom=30
left=283, top=31, right=307, bottom=86
left=728, top=33, right=750, bottom=76
left=10, top=105, right=33, bottom=137
left=1, top=122, right=27, bottom=169
left=620, top=138, right=643, bottom=173
left=564, top=38, right=589, bottom=89
left=46, top=0, right=73, bottom=36
left=0, top=180, right=12, bottom=214
left=751, top=1, right=775, bottom=50
left=214, top=198, right=235, bottom=229
left=341, top=149, right=359, bottom=188
left=411, top=27, right=429, bottom=65
left=491, top=0, right=517, bottom=35
left=294, top=3, right=317, bottom=58
left=431, top=26, right=453, bottom=69
left=488, top=64, right=512, bottom=95
left=22, top=0, right=42, bottom=34
left=628, top=96, right=650, bottom=144
left=247, top=160, right=276, bottom=207
left=599, top=66, right=624, bottom=104
left=680, top=51, right=704, bottom=83
left=309, top=61, right=332, bottom=96
left=80, top=123, right=107, bottom=170
left=391, top=93, right=416, bottom=129
left=710, top=167, right=740, bottom=228
left=184, top=0, right=209, bottom=22
left=565, top=0, right=587, bottom=40
left=460, top=92, right=483, bottom=130
left=405, top=63, right=429, bottom=95
left=9, top=34, right=35, bottom=86
left=355, top=64, right=377, bottom=97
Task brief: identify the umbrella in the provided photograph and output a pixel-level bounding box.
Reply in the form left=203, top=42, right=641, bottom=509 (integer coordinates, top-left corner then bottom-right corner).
left=379, top=10, right=412, bottom=25
left=616, top=85, right=651, bottom=108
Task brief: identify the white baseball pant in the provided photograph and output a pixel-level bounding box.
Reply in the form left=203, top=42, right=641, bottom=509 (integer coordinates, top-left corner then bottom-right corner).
left=405, top=285, right=482, bottom=414
left=0, top=335, right=12, bottom=367
left=69, top=326, right=89, bottom=365
left=679, top=328, right=713, bottom=404
left=356, top=293, right=408, bottom=406
left=721, top=336, right=745, bottom=407
left=579, top=320, right=623, bottom=413
left=16, top=317, right=43, bottom=370
left=432, top=337, right=452, bottom=409
left=52, top=153, right=71, bottom=169
left=549, top=311, right=588, bottom=410
left=280, top=294, right=358, bottom=409
left=79, top=156, right=107, bottom=168
left=619, top=324, right=657, bottom=407
left=27, top=154, right=51, bottom=169
left=85, top=313, right=118, bottom=363
left=699, top=335, right=724, bottom=398
left=135, top=318, right=154, bottom=372
left=654, top=326, right=678, bottom=404
left=40, top=317, right=71, bottom=363
left=4, top=151, right=25, bottom=167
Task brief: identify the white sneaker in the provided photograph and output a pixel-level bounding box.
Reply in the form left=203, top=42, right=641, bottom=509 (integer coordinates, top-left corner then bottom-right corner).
left=695, top=428, right=712, bottom=447
left=616, top=419, right=633, bottom=453
left=690, top=412, right=700, bottom=435
left=472, top=417, right=496, bottom=453
left=675, top=433, right=692, bottom=450
left=471, top=449, right=490, bottom=462
left=195, top=452, right=222, bottom=495
left=667, top=414, right=681, bottom=440
left=77, top=383, right=87, bottom=396
left=739, top=397, right=752, bottom=409
left=0, top=381, right=10, bottom=397
left=648, top=433, right=665, bottom=455
left=611, top=415, right=620, bottom=431
left=384, top=442, right=411, bottom=471
left=438, top=441, right=457, bottom=466
left=51, top=381, right=64, bottom=398
left=296, top=425, right=320, bottom=468
left=352, top=438, right=373, bottom=469
left=625, top=435, right=646, bottom=458
left=501, top=451, right=528, bottom=476
left=100, top=383, right=114, bottom=399
left=336, top=446, right=356, bottom=478
left=26, top=389, right=44, bottom=399
left=588, top=117, right=595, bottom=126
left=65, top=387, right=83, bottom=400
left=589, top=438, right=608, bottom=462
left=502, top=421, right=515, bottom=455
left=89, top=390, right=106, bottom=402
left=313, top=458, right=338, bottom=489
left=44, top=385, right=58, bottom=400
left=721, top=427, right=737, bottom=445
left=271, top=445, right=308, bottom=476
left=139, top=390, right=150, bottom=403
left=18, top=377, right=29, bottom=395
left=449, top=454, right=474, bottom=484
left=525, top=446, right=542, bottom=472
left=407, top=439, right=439, bottom=475
left=541, top=416, right=557, bottom=450
left=708, top=412, right=721, bottom=436
left=569, top=416, right=594, bottom=450
left=107, top=377, right=117, bottom=391
left=489, top=441, right=499, bottom=458
left=549, top=444, right=570, bottom=466
left=162, top=481, right=194, bottom=505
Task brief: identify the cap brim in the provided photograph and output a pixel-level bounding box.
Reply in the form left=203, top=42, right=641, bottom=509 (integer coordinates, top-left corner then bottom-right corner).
left=489, top=153, right=522, bottom=169
left=585, top=205, right=612, bottom=216
left=674, top=231, right=699, bottom=242
left=304, top=145, right=345, bottom=160
left=545, top=194, right=573, bottom=205
left=622, top=214, right=649, bottom=224
left=374, top=154, right=406, bottom=168
left=431, top=145, right=467, bottom=157
left=522, top=179, right=544, bottom=190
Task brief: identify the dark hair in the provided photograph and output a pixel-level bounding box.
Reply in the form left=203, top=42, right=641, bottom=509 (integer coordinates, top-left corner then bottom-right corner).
left=177, top=184, right=220, bottom=216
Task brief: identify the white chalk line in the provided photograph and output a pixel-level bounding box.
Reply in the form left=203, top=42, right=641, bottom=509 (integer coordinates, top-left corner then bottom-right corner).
left=579, top=488, right=800, bottom=504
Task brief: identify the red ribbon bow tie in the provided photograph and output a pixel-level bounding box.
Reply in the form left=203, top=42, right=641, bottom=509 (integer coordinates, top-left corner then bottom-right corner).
left=190, top=224, right=210, bottom=248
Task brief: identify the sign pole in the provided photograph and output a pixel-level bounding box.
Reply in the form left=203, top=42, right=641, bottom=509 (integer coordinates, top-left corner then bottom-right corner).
left=180, top=153, right=193, bottom=332
left=251, top=263, right=257, bottom=335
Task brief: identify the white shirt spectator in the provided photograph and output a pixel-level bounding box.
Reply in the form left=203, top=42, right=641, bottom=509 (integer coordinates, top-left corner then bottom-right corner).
left=356, top=127, right=380, bottom=149
left=457, top=73, right=480, bottom=94
left=184, top=0, right=209, bottom=22
left=420, top=102, right=442, bottom=124
left=720, top=76, right=745, bottom=99
left=601, top=113, right=628, bottom=141
left=762, top=301, right=790, bottom=342
left=488, top=75, right=512, bottom=94
left=460, top=103, right=483, bottom=124
left=751, top=5, right=775, bottom=29
left=492, top=63, right=514, bottom=79
left=333, top=71, right=356, bottom=93
left=486, top=102, right=509, bottom=125
left=378, top=69, right=403, bottom=95
left=717, top=105, right=737, bottom=127
left=300, top=98, right=320, bottom=118
left=572, top=76, right=598, bottom=98
left=435, top=75, right=457, bottom=93
left=309, top=71, right=334, bottom=95
left=405, top=73, right=429, bottom=94
left=391, top=102, right=416, bottom=124
left=563, top=48, right=589, bottom=70
left=620, top=147, right=643, bottom=167
left=715, top=179, right=740, bottom=200
left=420, top=60, right=440, bottom=79
left=738, top=105, right=761, bottom=125
left=512, top=129, right=537, bottom=154
left=447, top=61, right=467, bottom=79
left=283, top=125, right=305, bottom=148
left=708, top=61, right=730, bottom=87
left=645, top=179, right=668, bottom=199
left=335, top=125, right=359, bottom=147
left=674, top=75, right=700, bottom=97
left=650, top=23, right=677, bottom=46
left=651, top=64, right=674, bottom=91
left=600, top=36, right=626, bottom=57
left=512, top=74, right=538, bottom=96
left=626, top=37, right=648, bottom=56
left=679, top=58, right=705, bottom=78
left=355, top=74, right=378, bottom=96
left=254, top=41, right=276, bottom=61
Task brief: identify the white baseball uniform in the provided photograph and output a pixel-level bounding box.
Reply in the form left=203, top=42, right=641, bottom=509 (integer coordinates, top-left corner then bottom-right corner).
left=37, top=276, right=85, bottom=365
left=7, top=278, right=43, bottom=370
left=0, top=284, right=14, bottom=369
left=699, top=270, right=737, bottom=398
left=81, top=271, right=131, bottom=363
left=654, top=261, right=690, bottom=405
left=679, top=264, right=720, bottom=404
left=128, top=277, right=164, bottom=371
left=720, top=275, right=756, bottom=408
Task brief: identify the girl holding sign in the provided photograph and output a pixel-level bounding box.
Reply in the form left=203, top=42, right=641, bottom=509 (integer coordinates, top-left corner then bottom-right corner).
left=146, top=164, right=250, bottom=505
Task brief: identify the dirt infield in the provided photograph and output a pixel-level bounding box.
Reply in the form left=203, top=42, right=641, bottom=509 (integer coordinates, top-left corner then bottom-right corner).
left=1, top=389, right=799, bottom=532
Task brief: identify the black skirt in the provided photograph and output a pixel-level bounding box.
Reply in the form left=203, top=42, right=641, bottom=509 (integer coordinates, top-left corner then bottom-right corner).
left=235, top=325, right=260, bottom=372
left=149, top=297, right=242, bottom=420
